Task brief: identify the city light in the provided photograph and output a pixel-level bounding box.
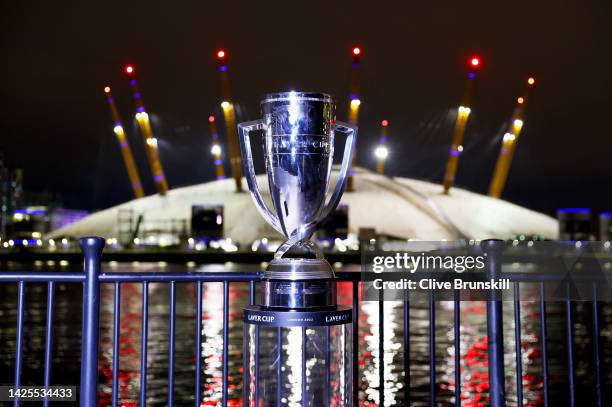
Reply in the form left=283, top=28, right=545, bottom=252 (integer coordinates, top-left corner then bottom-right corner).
left=513, top=119, right=524, bottom=130
left=470, top=56, right=481, bottom=68
left=221, top=101, right=231, bottom=110
left=208, top=115, right=215, bottom=123
left=217, top=50, right=226, bottom=59
left=146, top=137, right=158, bottom=147
left=457, top=145, right=464, bottom=152
left=350, top=98, right=361, bottom=108
left=527, top=77, right=536, bottom=85
left=125, top=65, right=134, bottom=74
left=517, top=97, right=525, bottom=104
left=104, top=86, right=111, bottom=93
left=113, top=125, right=123, bottom=134
left=135, top=111, right=149, bottom=120
left=381, top=119, right=389, bottom=127
left=211, top=144, right=222, bottom=155
left=352, top=47, right=361, bottom=56
left=374, top=145, right=389, bottom=159
left=503, top=132, right=516, bottom=143
left=458, top=105, right=471, bottom=115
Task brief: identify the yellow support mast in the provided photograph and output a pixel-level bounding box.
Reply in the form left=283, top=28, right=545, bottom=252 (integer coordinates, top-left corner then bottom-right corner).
left=442, top=55, right=481, bottom=194
left=488, top=76, right=536, bottom=198
left=208, top=114, right=226, bottom=180
left=103, top=86, right=145, bottom=198
left=124, top=65, right=169, bottom=196
left=216, top=49, right=243, bottom=192
left=375, top=120, right=390, bottom=174
left=346, top=46, right=362, bottom=191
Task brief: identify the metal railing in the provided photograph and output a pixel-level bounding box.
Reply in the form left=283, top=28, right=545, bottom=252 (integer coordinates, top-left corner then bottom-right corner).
left=0, top=236, right=606, bottom=407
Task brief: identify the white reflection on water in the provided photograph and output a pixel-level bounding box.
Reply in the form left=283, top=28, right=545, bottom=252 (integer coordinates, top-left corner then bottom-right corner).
left=245, top=323, right=256, bottom=405
left=361, top=300, right=401, bottom=405
left=202, top=282, right=224, bottom=405
left=285, top=327, right=304, bottom=406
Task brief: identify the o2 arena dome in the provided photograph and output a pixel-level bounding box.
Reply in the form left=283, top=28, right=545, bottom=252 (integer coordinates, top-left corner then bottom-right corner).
left=47, top=167, right=558, bottom=244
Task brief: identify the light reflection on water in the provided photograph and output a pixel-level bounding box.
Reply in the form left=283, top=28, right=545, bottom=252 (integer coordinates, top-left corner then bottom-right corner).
left=0, top=263, right=610, bottom=406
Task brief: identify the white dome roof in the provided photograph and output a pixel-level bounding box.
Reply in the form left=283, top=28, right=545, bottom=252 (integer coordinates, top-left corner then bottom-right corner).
left=47, top=168, right=558, bottom=243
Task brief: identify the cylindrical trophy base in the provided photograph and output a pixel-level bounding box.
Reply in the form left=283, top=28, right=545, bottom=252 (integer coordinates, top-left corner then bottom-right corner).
left=243, top=305, right=353, bottom=407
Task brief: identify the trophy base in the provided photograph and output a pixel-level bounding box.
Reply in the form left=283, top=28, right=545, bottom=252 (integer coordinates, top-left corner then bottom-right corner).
left=262, top=257, right=337, bottom=308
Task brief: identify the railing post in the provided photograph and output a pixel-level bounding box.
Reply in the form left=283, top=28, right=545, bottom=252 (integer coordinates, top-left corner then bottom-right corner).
left=79, top=236, right=105, bottom=407
left=482, top=239, right=506, bottom=407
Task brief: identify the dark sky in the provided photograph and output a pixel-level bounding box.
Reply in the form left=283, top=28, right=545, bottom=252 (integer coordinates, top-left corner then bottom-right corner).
left=0, top=0, right=610, bottom=215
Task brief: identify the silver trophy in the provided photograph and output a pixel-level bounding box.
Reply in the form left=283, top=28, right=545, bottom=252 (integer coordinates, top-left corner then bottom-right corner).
left=238, top=91, right=357, bottom=308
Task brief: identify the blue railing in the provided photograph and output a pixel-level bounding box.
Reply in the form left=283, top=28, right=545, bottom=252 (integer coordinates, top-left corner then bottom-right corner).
left=0, top=236, right=606, bottom=406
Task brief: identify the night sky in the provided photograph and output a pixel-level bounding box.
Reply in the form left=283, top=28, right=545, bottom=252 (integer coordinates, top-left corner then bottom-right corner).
left=0, top=1, right=610, bottom=215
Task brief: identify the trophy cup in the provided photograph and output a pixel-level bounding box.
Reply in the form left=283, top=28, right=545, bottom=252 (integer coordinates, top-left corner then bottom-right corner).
left=239, top=91, right=356, bottom=406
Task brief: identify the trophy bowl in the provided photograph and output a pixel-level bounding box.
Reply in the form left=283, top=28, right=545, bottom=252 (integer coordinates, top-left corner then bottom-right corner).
left=238, top=91, right=357, bottom=307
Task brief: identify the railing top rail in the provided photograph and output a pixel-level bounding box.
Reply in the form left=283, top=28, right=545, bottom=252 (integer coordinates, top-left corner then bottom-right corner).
left=0, top=272, right=86, bottom=282
left=0, top=268, right=609, bottom=283
left=98, top=271, right=263, bottom=282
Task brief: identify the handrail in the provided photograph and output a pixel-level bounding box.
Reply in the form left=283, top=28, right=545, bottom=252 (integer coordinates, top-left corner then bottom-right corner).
left=0, top=236, right=605, bottom=406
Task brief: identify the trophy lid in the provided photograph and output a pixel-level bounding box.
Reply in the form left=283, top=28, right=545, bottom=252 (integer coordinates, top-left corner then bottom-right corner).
left=261, top=91, right=334, bottom=104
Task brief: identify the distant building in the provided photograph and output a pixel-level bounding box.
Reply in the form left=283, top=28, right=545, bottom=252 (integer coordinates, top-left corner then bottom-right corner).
left=0, top=152, right=24, bottom=239
left=0, top=152, right=88, bottom=241
left=48, top=167, right=559, bottom=245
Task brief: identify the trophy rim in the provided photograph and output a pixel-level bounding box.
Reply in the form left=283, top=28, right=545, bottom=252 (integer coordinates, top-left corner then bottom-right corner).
left=261, top=91, right=334, bottom=104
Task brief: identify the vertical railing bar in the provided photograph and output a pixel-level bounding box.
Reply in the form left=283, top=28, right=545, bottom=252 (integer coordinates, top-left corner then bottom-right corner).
left=325, top=326, right=331, bottom=406
left=79, top=237, right=104, bottom=407
left=483, top=239, right=506, bottom=407
left=195, top=282, right=203, bottom=407
left=592, top=282, right=602, bottom=407
left=429, top=289, right=436, bottom=407
left=301, top=326, right=308, bottom=407
left=168, top=281, right=176, bottom=407
left=379, top=296, right=384, bottom=407
left=250, top=280, right=259, bottom=405
left=111, top=282, right=121, bottom=407
left=249, top=280, right=255, bottom=305
left=222, top=281, right=229, bottom=406
left=250, top=278, right=259, bottom=405
left=13, top=281, right=25, bottom=407
left=352, top=281, right=359, bottom=405
left=254, top=324, right=260, bottom=405
left=43, top=281, right=55, bottom=407
left=565, top=282, right=575, bottom=407
left=454, top=289, right=461, bottom=407
left=139, top=280, right=149, bottom=407
left=403, top=289, right=410, bottom=407
left=514, top=282, right=523, bottom=407
left=539, top=281, right=549, bottom=407
left=276, top=328, right=282, bottom=407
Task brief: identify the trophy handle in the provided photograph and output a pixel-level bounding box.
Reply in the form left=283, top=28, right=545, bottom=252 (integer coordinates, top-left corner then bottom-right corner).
left=237, top=120, right=283, bottom=234
left=319, top=121, right=358, bottom=223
